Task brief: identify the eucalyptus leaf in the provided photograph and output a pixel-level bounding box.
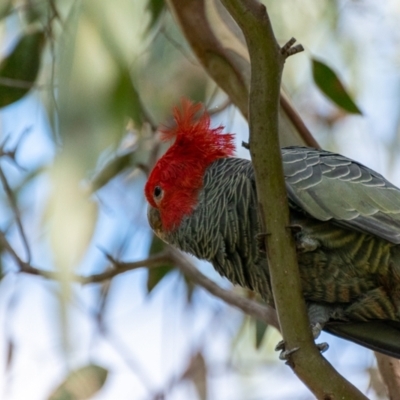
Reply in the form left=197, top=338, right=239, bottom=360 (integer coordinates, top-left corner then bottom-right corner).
left=48, top=364, right=108, bottom=400
left=147, top=265, right=174, bottom=293
left=183, top=273, right=196, bottom=304
left=255, top=319, right=268, bottom=349
left=111, top=68, right=145, bottom=128
left=147, top=235, right=174, bottom=294
left=0, top=31, right=46, bottom=108
left=312, top=58, right=362, bottom=115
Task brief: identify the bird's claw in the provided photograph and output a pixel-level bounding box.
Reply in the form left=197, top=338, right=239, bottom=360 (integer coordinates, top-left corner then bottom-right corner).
left=316, top=342, right=329, bottom=354
left=275, top=339, right=285, bottom=352
left=286, top=224, right=302, bottom=234
left=295, top=233, right=319, bottom=253
left=275, top=334, right=329, bottom=362
left=286, top=225, right=320, bottom=253
left=275, top=340, right=300, bottom=361
left=279, top=347, right=300, bottom=361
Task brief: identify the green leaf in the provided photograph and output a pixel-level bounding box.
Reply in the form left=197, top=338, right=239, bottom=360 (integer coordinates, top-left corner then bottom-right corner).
left=146, top=0, right=165, bottom=31
left=48, top=364, right=108, bottom=400
left=147, top=235, right=174, bottom=294
left=111, top=68, right=145, bottom=128
left=148, top=236, right=196, bottom=300
left=147, top=264, right=173, bottom=293
left=149, top=233, right=165, bottom=255
left=312, top=58, right=362, bottom=115
left=183, top=273, right=196, bottom=304
left=255, top=319, right=268, bottom=349
left=0, top=31, right=46, bottom=108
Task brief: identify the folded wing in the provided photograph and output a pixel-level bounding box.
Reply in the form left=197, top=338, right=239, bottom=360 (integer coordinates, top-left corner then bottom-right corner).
left=283, top=147, right=400, bottom=244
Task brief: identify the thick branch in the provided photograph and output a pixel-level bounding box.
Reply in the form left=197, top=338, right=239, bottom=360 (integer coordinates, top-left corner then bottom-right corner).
left=220, top=0, right=366, bottom=398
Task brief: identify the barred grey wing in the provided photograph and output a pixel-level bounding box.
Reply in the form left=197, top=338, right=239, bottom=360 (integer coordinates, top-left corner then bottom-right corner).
left=282, top=147, right=400, bottom=244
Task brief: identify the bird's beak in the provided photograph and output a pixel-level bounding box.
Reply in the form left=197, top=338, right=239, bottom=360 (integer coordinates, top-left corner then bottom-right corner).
left=147, top=205, right=164, bottom=238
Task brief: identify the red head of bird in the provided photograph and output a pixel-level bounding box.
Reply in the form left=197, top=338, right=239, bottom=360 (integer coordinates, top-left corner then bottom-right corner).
left=144, top=99, right=235, bottom=236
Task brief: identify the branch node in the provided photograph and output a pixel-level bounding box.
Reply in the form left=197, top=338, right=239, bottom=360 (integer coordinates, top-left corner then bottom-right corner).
left=241, top=141, right=250, bottom=150
left=281, top=37, right=296, bottom=53
left=281, top=38, right=304, bottom=59
left=286, top=45, right=304, bottom=57
left=256, top=232, right=270, bottom=253
left=105, top=252, right=118, bottom=266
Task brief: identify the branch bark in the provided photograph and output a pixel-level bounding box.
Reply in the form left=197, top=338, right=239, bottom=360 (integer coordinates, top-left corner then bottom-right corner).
left=219, top=0, right=367, bottom=398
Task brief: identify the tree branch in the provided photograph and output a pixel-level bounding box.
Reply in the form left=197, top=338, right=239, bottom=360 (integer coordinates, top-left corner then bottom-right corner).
left=166, top=0, right=318, bottom=148
left=0, top=165, right=32, bottom=263
left=168, top=247, right=279, bottom=330
left=220, top=0, right=367, bottom=398
left=0, top=230, right=279, bottom=329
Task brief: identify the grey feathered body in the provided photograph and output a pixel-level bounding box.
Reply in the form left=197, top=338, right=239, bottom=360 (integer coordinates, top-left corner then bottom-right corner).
left=162, top=147, right=400, bottom=356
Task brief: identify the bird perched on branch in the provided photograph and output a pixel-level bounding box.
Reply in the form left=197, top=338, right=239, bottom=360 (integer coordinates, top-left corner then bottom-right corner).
left=144, top=99, right=400, bottom=358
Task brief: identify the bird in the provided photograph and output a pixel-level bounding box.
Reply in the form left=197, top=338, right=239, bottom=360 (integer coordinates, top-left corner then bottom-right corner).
left=144, top=99, right=400, bottom=358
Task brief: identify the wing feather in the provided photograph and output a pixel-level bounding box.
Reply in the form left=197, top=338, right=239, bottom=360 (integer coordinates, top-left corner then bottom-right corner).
left=283, top=147, right=400, bottom=244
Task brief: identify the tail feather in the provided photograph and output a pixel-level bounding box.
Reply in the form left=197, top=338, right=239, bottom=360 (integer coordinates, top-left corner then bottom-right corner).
left=324, top=320, right=400, bottom=358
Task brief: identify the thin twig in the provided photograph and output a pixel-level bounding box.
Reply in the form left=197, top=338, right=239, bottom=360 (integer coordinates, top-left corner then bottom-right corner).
left=279, top=92, right=320, bottom=149
left=0, top=230, right=278, bottom=328
left=168, top=247, right=279, bottom=329
left=83, top=251, right=171, bottom=284
left=0, top=167, right=31, bottom=263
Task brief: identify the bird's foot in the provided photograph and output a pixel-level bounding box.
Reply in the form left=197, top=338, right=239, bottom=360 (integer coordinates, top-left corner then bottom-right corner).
left=309, top=322, right=329, bottom=352
left=275, top=340, right=300, bottom=362
left=295, top=233, right=319, bottom=253
left=286, top=224, right=302, bottom=235
left=275, top=338, right=329, bottom=363
left=316, top=342, right=329, bottom=353
left=286, top=225, right=319, bottom=253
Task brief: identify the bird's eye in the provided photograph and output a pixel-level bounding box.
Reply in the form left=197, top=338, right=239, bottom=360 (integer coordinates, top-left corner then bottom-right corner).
left=153, top=186, right=163, bottom=202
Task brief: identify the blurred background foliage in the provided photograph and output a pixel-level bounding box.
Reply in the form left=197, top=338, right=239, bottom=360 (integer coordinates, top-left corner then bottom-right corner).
left=0, top=0, right=400, bottom=399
